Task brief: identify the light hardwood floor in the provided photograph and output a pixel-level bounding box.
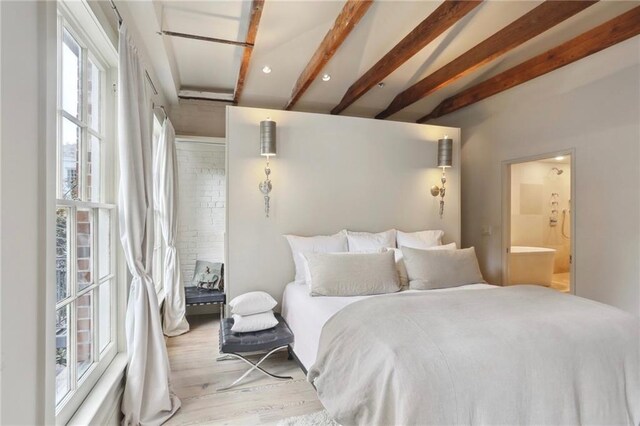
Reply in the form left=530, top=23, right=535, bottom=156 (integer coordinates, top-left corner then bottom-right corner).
left=165, top=315, right=324, bottom=425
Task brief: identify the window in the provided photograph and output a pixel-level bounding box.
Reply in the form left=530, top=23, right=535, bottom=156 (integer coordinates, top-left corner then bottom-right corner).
left=55, top=4, right=118, bottom=422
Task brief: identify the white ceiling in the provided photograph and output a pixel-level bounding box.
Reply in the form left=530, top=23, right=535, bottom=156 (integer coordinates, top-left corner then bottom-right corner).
left=117, top=0, right=638, bottom=122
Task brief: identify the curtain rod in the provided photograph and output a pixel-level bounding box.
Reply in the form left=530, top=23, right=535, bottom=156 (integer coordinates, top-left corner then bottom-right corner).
left=109, top=0, right=160, bottom=97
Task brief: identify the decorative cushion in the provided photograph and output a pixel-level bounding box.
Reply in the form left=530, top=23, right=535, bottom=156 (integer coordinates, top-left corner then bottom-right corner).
left=389, top=243, right=456, bottom=287
left=346, top=229, right=396, bottom=252
left=396, top=229, right=444, bottom=249
left=220, top=314, right=294, bottom=353
left=401, top=246, right=485, bottom=290
left=231, top=311, right=279, bottom=333
left=284, top=231, right=348, bottom=284
left=304, top=250, right=400, bottom=296
left=229, top=291, right=277, bottom=316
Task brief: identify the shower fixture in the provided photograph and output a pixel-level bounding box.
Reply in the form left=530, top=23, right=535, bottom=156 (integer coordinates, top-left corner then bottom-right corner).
left=551, top=167, right=563, bottom=175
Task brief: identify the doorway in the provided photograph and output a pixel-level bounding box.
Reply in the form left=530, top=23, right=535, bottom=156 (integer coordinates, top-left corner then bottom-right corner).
left=503, top=152, right=574, bottom=293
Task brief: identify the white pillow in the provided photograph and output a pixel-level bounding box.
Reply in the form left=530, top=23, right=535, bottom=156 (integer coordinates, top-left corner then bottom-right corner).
left=304, top=251, right=400, bottom=297
left=401, top=246, right=485, bottom=290
left=396, top=229, right=444, bottom=249
left=346, top=229, right=396, bottom=252
left=390, top=243, right=456, bottom=287
left=285, top=231, right=348, bottom=283
left=229, top=291, right=277, bottom=316
left=231, top=311, right=278, bottom=333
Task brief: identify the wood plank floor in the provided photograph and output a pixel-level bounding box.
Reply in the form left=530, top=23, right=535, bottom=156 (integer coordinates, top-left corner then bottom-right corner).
left=165, top=315, right=324, bottom=425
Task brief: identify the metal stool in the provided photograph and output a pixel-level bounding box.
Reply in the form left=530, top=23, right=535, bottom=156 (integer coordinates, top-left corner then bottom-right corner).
left=217, top=314, right=294, bottom=391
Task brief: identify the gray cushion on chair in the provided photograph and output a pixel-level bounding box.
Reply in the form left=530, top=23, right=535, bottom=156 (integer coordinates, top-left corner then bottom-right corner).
left=219, top=314, right=294, bottom=353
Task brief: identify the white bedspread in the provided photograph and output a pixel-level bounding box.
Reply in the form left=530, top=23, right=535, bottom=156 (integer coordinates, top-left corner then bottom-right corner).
left=281, top=282, right=494, bottom=370
left=307, top=285, right=640, bottom=425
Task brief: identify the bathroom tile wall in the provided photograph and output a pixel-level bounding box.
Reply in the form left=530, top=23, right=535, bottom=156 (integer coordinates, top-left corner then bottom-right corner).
left=511, top=161, right=571, bottom=273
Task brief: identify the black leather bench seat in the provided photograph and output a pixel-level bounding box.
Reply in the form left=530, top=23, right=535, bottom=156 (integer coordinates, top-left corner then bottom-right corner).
left=185, top=287, right=225, bottom=306
left=219, top=314, right=294, bottom=353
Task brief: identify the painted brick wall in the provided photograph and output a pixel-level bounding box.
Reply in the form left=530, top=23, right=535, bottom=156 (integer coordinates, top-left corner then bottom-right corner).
left=176, top=142, right=226, bottom=288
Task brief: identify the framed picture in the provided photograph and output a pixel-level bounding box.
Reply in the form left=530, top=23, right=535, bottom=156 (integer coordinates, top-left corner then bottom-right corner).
left=191, top=260, right=224, bottom=292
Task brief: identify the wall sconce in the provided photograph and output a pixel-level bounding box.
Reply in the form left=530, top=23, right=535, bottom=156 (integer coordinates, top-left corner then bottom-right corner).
left=258, top=119, right=276, bottom=218
left=430, top=136, right=452, bottom=218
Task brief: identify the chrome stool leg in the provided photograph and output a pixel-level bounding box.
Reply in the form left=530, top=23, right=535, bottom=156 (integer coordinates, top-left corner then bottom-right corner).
left=217, top=346, right=293, bottom=391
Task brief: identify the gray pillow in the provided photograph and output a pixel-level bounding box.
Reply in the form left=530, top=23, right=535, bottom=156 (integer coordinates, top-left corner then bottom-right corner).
left=401, top=246, right=485, bottom=290
left=304, top=251, right=400, bottom=297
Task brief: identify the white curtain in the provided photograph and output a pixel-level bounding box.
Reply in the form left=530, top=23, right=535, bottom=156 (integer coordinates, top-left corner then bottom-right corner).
left=154, top=119, right=189, bottom=336
left=117, top=23, right=180, bottom=425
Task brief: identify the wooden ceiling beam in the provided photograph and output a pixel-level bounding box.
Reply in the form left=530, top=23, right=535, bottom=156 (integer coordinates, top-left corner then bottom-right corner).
left=331, top=0, right=482, bottom=116
left=233, top=0, right=265, bottom=104
left=375, top=0, right=598, bottom=120
left=284, top=0, right=374, bottom=111
left=417, top=6, right=640, bottom=123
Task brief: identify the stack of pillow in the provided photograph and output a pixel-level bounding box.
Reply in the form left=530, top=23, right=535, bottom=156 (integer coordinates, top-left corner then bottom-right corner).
left=228, top=291, right=278, bottom=333
left=285, top=228, right=484, bottom=296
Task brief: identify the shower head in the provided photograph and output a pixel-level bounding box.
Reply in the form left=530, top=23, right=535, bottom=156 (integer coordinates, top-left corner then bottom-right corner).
left=551, top=167, right=563, bottom=175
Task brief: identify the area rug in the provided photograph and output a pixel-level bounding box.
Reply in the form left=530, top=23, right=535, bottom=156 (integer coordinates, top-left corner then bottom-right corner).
left=277, top=410, right=340, bottom=426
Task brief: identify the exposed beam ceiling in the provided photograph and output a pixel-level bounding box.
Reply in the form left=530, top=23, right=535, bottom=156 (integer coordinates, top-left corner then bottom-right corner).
left=417, top=6, right=640, bottom=123
left=375, top=0, right=598, bottom=120
left=233, top=0, right=265, bottom=104
left=330, top=0, right=482, bottom=116
left=284, top=0, right=374, bottom=111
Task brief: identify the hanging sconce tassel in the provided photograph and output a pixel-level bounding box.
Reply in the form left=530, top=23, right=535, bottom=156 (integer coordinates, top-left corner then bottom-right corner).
left=259, top=119, right=276, bottom=218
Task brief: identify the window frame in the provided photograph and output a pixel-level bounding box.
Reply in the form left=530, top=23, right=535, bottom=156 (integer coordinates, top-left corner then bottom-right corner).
left=54, top=2, right=120, bottom=424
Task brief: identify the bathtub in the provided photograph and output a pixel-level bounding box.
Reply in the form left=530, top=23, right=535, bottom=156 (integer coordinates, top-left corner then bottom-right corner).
left=508, top=246, right=556, bottom=287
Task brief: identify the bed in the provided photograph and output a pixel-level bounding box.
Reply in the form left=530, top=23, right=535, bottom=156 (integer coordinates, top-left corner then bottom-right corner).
left=282, top=282, right=640, bottom=425
left=281, top=281, right=495, bottom=371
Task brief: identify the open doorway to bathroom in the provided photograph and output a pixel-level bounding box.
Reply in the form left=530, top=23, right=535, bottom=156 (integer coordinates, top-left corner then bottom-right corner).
left=504, top=153, right=574, bottom=293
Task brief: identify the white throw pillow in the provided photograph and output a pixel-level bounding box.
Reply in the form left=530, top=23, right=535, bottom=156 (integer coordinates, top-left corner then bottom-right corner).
left=390, top=243, right=456, bottom=287
left=401, top=246, right=485, bottom=290
left=304, top=251, right=400, bottom=297
left=231, top=311, right=278, bottom=333
left=347, top=229, right=396, bottom=252
left=229, top=291, right=277, bottom=316
left=285, top=231, right=348, bottom=283
left=396, top=229, right=444, bottom=249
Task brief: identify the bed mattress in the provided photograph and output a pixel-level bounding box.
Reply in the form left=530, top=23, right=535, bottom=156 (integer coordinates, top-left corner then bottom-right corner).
left=280, top=282, right=495, bottom=370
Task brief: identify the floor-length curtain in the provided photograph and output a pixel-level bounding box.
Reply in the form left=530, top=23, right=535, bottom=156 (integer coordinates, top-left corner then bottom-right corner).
left=117, top=23, right=180, bottom=425
left=154, top=119, right=189, bottom=336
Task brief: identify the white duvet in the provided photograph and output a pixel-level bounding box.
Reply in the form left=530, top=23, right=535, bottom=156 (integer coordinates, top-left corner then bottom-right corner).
left=307, top=285, right=640, bottom=425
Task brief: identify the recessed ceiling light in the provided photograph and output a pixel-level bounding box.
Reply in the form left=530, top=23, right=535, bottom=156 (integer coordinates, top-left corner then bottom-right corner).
left=377, top=82, right=385, bottom=88
left=262, top=66, right=272, bottom=74
left=322, top=74, right=331, bottom=82
left=555, top=156, right=565, bottom=161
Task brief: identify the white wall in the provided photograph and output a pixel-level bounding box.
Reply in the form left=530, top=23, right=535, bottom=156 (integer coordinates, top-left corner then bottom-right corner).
left=432, top=38, right=640, bottom=315
left=175, top=140, right=226, bottom=287
left=0, top=1, right=57, bottom=424
left=226, top=106, right=461, bottom=304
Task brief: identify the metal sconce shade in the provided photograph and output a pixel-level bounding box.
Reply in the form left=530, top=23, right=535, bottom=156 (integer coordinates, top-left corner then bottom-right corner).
left=437, top=137, right=453, bottom=168
left=260, top=119, right=277, bottom=156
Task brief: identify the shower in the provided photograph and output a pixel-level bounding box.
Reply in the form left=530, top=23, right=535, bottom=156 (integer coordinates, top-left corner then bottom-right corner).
left=551, top=167, right=563, bottom=175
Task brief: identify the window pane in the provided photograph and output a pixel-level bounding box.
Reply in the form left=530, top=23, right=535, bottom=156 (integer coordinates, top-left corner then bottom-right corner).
left=62, top=29, right=82, bottom=118
left=61, top=118, right=80, bottom=200
left=98, top=209, right=111, bottom=279
left=87, top=59, right=101, bottom=132
left=76, top=291, right=93, bottom=379
left=56, top=305, right=70, bottom=405
left=56, top=208, right=70, bottom=302
left=98, top=281, right=111, bottom=352
left=76, top=209, right=93, bottom=291
left=88, top=135, right=101, bottom=202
